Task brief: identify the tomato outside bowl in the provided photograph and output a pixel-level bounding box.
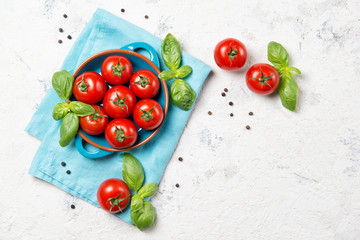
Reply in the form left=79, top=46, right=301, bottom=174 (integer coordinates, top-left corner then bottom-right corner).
left=73, top=49, right=169, bottom=152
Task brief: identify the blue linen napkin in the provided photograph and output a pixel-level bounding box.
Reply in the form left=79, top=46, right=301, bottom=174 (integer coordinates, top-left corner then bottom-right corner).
left=26, top=8, right=211, bottom=224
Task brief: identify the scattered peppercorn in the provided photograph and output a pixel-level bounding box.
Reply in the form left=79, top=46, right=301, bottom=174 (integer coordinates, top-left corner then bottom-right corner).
left=249, top=112, right=254, bottom=116
left=230, top=113, right=234, bottom=117
left=61, top=162, right=66, bottom=167
left=59, top=28, right=63, bottom=32
left=145, top=15, right=149, bottom=19
left=175, top=183, right=180, bottom=188
left=246, top=125, right=251, bottom=130
left=229, top=101, right=233, bottom=106
left=63, top=14, right=68, bottom=18
left=58, top=39, right=63, bottom=44
left=178, top=157, right=183, bottom=162
left=224, top=88, right=228, bottom=92
left=208, top=111, right=212, bottom=115
left=66, top=170, right=71, bottom=174
left=67, top=35, right=72, bottom=40
left=71, top=204, right=75, bottom=209
left=121, top=8, right=125, bottom=12
left=221, top=92, right=226, bottom=97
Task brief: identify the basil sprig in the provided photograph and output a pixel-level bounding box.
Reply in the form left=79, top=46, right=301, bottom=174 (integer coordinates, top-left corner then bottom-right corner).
left=267, top=41, right=301, bottom=111
left=122, top=153, right=158, bottom=231
left=51, top=70, right=95, bottom=147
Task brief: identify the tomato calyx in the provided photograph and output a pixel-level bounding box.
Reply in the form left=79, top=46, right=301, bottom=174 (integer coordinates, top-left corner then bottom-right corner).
left=106, top=191, right=130, bottom=212
left=112, top=92, right=128, bottom=112
left=76, top=74, right=88, bottom=92
left=140, top=107, right=154, bottom=122
left=227, top=44, right=238, bottom=63
left=133, top=74, right=150, bottom=88
left=111, top=59, right=126, bottom=77
left=114, top=125, right=128, bottom=143
left=88, top=107, right=107, bottom=122
left=251, top=68, right=273, bottom=87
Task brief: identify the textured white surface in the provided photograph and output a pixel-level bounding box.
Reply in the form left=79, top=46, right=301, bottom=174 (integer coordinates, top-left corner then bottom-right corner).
left=1, top=0, right=360, bottom=239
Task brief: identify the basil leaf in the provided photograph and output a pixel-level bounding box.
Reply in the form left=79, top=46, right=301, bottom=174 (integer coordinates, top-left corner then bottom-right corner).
left=122, top=153, right=144, bottom=191
left=131, top=200, right=157, bottom=231
left=52, top=70, right=74, bottom=100
left=69, top=101, right=95, bottom=116
left=59, top=112, right=79, bottom=147
left=159, top=70, right=175, bottom=81
left=161, top=33, right=182, bottom=71
left=174, top=65, right=192, bottom=79
left=285, top=66, right=301, bottom=76
left=139, top=183, right=158, bottom=198
left=131, top=194, right=143, bottom=212
left=170, top=79, right=196, bottom=111
left=278, top=74, right=298, bottom=111
left=52, top=102, right=70, bottom=121
left=268, top=41, right=289, bottom=67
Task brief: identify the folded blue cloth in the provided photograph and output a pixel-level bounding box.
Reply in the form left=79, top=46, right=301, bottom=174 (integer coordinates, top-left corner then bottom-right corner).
left=26, top=8, right=211, bottom=224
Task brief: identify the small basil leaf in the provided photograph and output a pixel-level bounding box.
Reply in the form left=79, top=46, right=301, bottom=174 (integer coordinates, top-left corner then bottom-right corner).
left=131, top=200, right=157, bottom=231
left=69, top=101, right=95, bottom=116
left=159, top=70, right=176, bottom=81
left=278, top=74, right=298, bottom=111
left=285, top=67, right=301, bottom=76
left=59, top=112, right=79, bottom=147
left=131, top=194, right=143, bottom=212
left=170, top=79, right=196, bottom=111
left=52, top=102, right=70, bottom=121
left=161, top=33, right=182, bottom=71
left=174, top=65, right=192, bottom=79
left=139, top=183, right=158, bottom=198
left=122, top=153, right=144, bottom=191
left=52, top=70, right=74, bottom=100
left=268, top=41, right=289, bottom=67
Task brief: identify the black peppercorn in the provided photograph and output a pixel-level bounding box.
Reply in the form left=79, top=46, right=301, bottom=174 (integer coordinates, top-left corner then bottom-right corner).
left=224, top=88, right=228, bottom=92
left=249, top=112, right=254, bottom=116
left=61, top=162, right=66, bottom=167
left=121, top=8, right=125, bottom=12
left=230, top=113, right=234, bottom=117
left=208, top=111, right=212, bottom=115
left=175, top=183, right=180, bottom=188
left=229, top=101, right=233, bottom=106
left=178, top=157, right=183, bottom=162
left=63, top=14, right=67, bottom=18
left=67, top=35, right=72, bottom=40
left=221, top=92, right=226, bottom=97
left=71, top=204, right=75, bottom=209
left=145, top=15, right=149, bottom=19
left=58, top=39, right=63, bottom=44
left=66, top=170, right=71, bottom=174
left=59, top=28, right=63, bottom=32
left=246, top=125, right=251, bottom=130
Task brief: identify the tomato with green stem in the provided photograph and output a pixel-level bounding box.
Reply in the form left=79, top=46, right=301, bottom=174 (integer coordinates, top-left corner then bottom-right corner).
left=103, top=85, right=137, bottom=119
left=79, top=105, right=108, bottom=135
left=101, top=55, right=133, bottom=85
left=129, top=69, right=160, bottom=99
left=73, top=71, right=107, bottom=104
left=214, top=38, right=247, bottom=70
left=97, top=178, right=130, bottom=213
left=246, top=63, right=280, bottom=95
left=133, top=99, right=164, bottom=130
left=105, top=119, right=138, bottom=148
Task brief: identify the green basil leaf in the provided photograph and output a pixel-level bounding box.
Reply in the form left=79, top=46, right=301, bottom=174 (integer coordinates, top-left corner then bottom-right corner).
left=161, top=33, right=182, bottom=71
left=131, top=194, right=143, bottom=212
left=159, top=70, right=176, bottom=81
left=69, top=101, right=95, bottom=116
left=52, top=70, right=74, bottom=100
left=52, top=102, right=70, bottom=121
left=285, top=66, right=301, bottom=76
left=268, top=41, right=289, bottom=67
left=170, top=79, right=196, bottom=111
left=122, top=153, right=144, bottom=191
left=174, top=65, right=192, bottom=79
left=278, top=74, right=298, bottom=111
left=59, top=112, right=79, bottom=147
left=139, top=183, right=158, bottom=198
left=131, top=200, right=157, bottom=231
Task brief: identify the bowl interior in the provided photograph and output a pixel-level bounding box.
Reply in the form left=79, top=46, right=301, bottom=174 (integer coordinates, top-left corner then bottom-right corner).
left=74, top=51, right=166, bottom=151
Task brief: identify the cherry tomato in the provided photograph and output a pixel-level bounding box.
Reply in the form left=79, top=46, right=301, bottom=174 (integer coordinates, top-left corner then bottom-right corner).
left=133, top=99, right=164, bottom=130
left=245, top=63, right=280, bottom=95
left=101, top=55, right=133, bottom=85
left=97, top=178, right=130, bottom=213
left=129, top=69, right=160, bottom=99
left=105, top=119, right=138, bottom=148
left=214, top=38, right=247, bottom=70
left=103, top=85, right=136, bottom=119
left=73, top=71, right=107, bottom=104
left=79, top=105, right=109, bottom=135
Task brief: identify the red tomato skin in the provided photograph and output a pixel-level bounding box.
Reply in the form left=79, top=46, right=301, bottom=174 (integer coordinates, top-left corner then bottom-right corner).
left=103, top=85, right=137, bottom=119
left=97, top=178, right=130, bottom=213
left=214, top=38, right=247, bottom=70
left=129, top=69, right=160, bottom=99
left=79, top=105, right=109, bottom=135
left=73, top=71, right=107, bottom=104
left=245, top=63, right=280, bottom=95
left=101, top=55, right=133, bottom=85
left=133, top=99, right=164, bottom=130
left=105, top=119, right=138, bottom=148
